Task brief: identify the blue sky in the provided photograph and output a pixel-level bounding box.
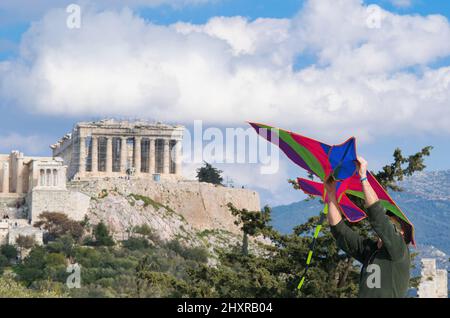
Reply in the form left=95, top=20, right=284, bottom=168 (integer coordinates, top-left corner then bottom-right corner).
left=0, top=0, right=449, bottom=205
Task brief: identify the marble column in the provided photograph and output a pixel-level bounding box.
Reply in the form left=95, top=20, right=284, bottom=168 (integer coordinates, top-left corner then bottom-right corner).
left=149, top=138, right=155, bottom=174
left=134, top=136, right=142, bottom=174
left=163, top=139, right=170, bottom=174
left=174, top=140, right=182, bottom=176
left=79, top=136, right=86, bottom=176
left=120, top=137, right=128, bottom=173
left=106, top=137, right=113, bottom=173
left=16, top=154, right=24, bottom=193
left=91, top=136, right=98, bottom=173
left=2, top=162, right=9, bottom=193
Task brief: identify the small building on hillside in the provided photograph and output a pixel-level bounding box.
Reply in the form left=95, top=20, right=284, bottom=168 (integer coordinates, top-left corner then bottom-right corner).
left=417, top=258, right=448, bottom=298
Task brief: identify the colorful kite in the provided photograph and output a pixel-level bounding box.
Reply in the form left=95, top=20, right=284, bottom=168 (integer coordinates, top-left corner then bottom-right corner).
left=248, top=122, right=358, bottom=181
left=296, top=177, right=367, bottom=223
left=249, top=122, right=415, bottom=290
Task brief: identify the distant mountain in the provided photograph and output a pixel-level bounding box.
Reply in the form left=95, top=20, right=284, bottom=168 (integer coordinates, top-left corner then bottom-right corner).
left=271, top=170, right=450, bottom=255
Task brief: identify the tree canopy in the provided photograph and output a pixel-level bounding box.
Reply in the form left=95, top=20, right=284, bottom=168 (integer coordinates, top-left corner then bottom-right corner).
left=196, top=161, right=223, bottom=185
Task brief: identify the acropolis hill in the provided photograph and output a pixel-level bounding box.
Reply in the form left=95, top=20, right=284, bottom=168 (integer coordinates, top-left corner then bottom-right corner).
left=0, top=119, right=260, bottom=246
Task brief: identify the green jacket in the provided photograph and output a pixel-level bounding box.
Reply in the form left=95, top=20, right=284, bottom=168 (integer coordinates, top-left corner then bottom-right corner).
left=330, top=201, right=410, bottom=298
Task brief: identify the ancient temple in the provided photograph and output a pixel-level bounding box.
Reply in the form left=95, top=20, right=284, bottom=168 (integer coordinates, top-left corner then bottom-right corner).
left=0, top=151, right=66, bottom=195
left=51, top=119, right=184, bottom=180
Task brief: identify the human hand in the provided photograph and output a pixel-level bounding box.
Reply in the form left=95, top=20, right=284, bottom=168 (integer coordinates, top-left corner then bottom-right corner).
left=324, top=176, right=337, bottom=203
left=357, top=156, right=368, bottom=179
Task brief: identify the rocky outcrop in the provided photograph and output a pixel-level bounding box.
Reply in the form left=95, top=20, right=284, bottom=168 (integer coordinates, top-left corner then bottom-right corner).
left=88, top=188, right=199, bottom=244
left=70, top=178, right=260, bottom=235
left=84, top=185, right=260, bottom=258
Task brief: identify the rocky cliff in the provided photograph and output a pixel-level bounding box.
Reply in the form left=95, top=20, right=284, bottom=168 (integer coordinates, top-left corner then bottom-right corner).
left=67, top=178, right=261, bottom=248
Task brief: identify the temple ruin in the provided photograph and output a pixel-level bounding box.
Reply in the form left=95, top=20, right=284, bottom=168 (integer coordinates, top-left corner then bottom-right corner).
left=51, top=119, right=184, bottom=181
left=0, top=119, right=186, bottom=246
left=0, top=151, right=67, bottom=196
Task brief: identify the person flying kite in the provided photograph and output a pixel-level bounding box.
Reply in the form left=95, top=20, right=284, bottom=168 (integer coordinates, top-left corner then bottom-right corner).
left=249, top=122, right=413, bottom=298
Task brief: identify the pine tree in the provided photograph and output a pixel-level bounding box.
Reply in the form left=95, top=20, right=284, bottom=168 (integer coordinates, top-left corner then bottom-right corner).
left=196, top=161, right=223, bottom=185
left=227, top=203, right=272, bottom=256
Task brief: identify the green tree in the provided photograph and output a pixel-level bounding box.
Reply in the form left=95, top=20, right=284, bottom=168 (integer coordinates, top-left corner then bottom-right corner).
left=34, top=212, right=84, bottom=242
left=196, top=161, right=223, bottom=185
left=14, top=247, right=48, bottom=286
left=374, top=146, right=433, bottom=191
left=132, top=224, right=154, bottom=237
left=123, top=237, right=150, bottom=251
left=135, top=255, right=189, bottom=297
left=0, top=255, right=8, bottom=273
left=1, top=244, right=18, bottom=261
left=227, top=203, right=272, bottom=256
left=93, top=222, right=115, bottom=246
left=47, top=235, right=76, bottom=258
left=0, top=274, right=66, bottom=298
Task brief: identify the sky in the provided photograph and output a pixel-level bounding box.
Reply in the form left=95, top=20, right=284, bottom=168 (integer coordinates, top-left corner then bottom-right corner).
left=0, top=0, right=449, bottom=206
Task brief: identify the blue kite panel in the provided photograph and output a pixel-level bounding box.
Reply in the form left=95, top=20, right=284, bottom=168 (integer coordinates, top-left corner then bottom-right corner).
left=328, top=138, right=357, bottom=180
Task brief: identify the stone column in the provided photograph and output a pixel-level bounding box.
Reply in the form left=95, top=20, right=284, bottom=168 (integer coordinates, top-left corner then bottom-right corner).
left=163, top=139, right=170, bottom=174
left=79, top=136, right=86, bottom=176
left=91, top=136, right=98, bottom=173
left=149, top=138, right=155, bottom=174
left=134, top=136, right=142, bottom=174
left=174, top=139, right=182, bottom=176
left=16, top=154, right=24, bottom=193
left=120, top=137, right=128, bottom=173
left=106, top=137, right=113, bottom=174
left=2, top=162, right=9, bottom=193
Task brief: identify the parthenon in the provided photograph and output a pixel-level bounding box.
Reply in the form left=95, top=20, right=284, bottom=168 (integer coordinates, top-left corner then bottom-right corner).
left=51, top=119, right=184, bottom=181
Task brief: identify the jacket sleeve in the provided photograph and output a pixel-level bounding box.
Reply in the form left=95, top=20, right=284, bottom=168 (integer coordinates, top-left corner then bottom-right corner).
left=366, top=201, right=406, bottom=261
left=330, top=220, right=374, bottom=263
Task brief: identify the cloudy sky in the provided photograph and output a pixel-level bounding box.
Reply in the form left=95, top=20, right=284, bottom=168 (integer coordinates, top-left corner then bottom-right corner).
left=0, top=0, right=449, bottom=206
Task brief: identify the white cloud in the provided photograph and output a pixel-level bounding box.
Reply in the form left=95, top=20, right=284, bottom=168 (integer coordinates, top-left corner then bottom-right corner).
left=1, top=0, right=450, bottom=144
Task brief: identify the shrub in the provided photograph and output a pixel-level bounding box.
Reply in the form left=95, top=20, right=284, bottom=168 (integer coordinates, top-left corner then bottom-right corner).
left=133, top=224, right=153, bottom=237
left=93, top=222, right=115, bottom=246
left=166, top=240, right=208, bottom=263
left=0, top=254, right=8, bottom=270
left=1, top=244, right=18, bottom=260
left=122, top=237, right=150, bottom=251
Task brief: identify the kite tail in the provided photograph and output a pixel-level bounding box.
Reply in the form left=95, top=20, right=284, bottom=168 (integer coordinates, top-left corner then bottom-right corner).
left=297, top=203, right=328, bottom=290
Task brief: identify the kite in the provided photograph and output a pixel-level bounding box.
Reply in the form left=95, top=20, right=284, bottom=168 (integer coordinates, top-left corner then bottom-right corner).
left=249, top=122, right=415, bottom=290
left=296, top=177, right=367, bottom=223
left=248, top=122, right=358, bottom=181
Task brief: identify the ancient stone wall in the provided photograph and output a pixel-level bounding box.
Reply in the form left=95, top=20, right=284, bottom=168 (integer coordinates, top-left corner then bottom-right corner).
left=28, top=189, right=91, bottom=223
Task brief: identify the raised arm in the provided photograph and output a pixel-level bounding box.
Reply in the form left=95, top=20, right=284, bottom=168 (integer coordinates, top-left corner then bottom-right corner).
left=325, top=179, right=373, bottom=263
left=357, top=157, right=407, bottom=260
left=325, top=179, right=342, bottom=226
left=357, top=157, right=378, bottom=207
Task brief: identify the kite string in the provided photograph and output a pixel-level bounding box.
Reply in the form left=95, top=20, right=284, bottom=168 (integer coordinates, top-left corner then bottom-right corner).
left=297, top=190, right=329, bottom=291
